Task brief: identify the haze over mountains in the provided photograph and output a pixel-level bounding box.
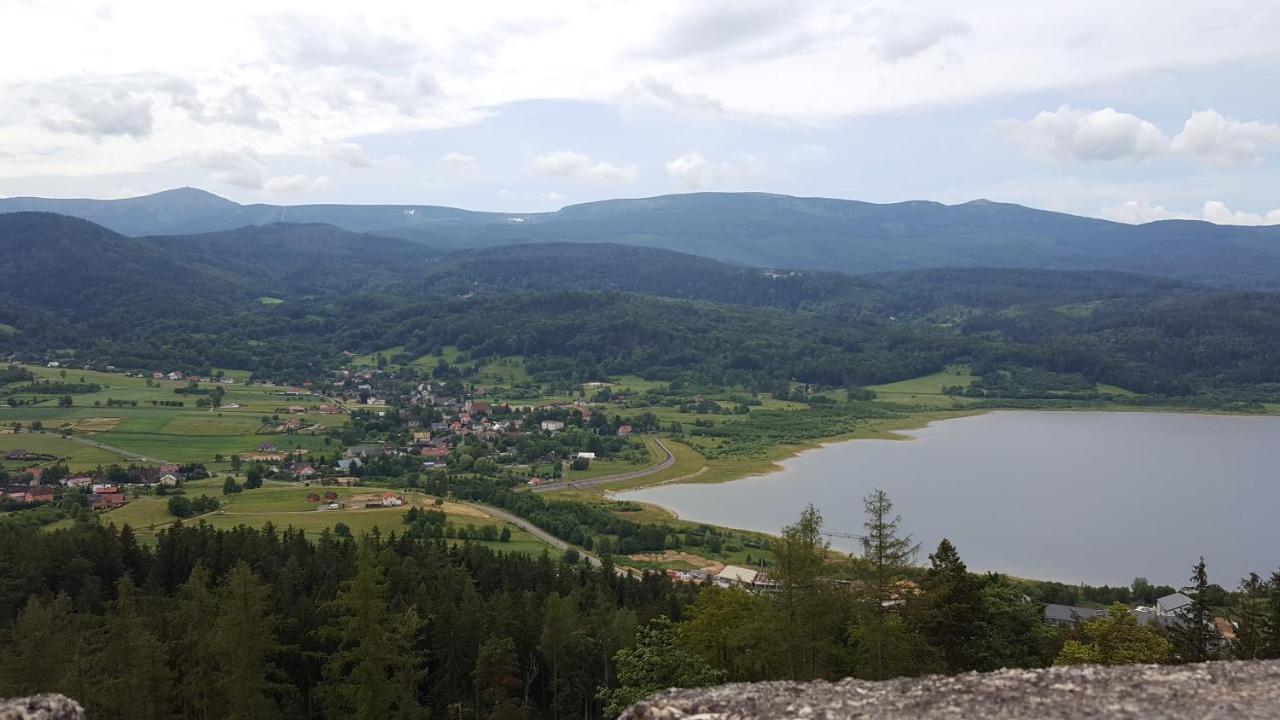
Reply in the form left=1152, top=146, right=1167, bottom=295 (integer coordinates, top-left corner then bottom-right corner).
left=5, top=188, right=1280, bottom=285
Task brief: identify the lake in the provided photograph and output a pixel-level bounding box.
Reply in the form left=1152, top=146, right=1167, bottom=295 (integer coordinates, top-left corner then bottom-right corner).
left=618, top=411, right=1280, bottom=586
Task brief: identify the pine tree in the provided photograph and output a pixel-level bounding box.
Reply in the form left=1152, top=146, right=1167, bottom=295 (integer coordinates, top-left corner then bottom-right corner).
left=473, top=635, right=525, bottom=720
left=597, top=618, right=724, bottom=719
left=1169, top=557, right=1219, bottom=663
left=169, top=564, right=220, bottom=720
left=539, top=592, right=580, bottom=720
left=918, top=538, right=988, bottom=672
left=1268, top=570, right=1280, bottom=658
left=90, top=578, right=175, bottom=720
left=317, top=549, right=427, bottom=720
left=0, top=594, right=85, bottom=699
left=1232, top=573, right=1272, bottom=660
left=771, top=504, right=845, bottom=679
left=212, top=562, right=282, bottom=720
left=859, top=489, right=919, bottom=680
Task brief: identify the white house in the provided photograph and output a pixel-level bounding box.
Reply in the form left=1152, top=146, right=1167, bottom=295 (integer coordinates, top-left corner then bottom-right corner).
left=715, top=565, right=759, bottom=588
left=541, top=420, right=565, bottom=432
left=1156, top=593, right=1193, bottom=618
left=576, top=452, right=597, bottom=460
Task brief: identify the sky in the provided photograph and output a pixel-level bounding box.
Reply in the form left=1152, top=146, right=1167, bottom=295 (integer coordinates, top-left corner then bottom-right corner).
left=1, top=0, right=1278, bottom=224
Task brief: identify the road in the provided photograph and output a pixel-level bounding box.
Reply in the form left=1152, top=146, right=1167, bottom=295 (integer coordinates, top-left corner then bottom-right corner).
left=465, top=501, right=604, bottom=568
left=533, top=437, right=676, bottom=493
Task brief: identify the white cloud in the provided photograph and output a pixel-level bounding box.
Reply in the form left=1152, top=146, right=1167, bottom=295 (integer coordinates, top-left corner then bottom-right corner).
left=1201, top=200, right=1280, bottom=226
left=331, top=142, right=373, bottom=168
left=998, top=106, right=1169, bottom=161
left=440, top=151, right=477, bottom=172
left=1005, top=107, right=1280, bottom=165
left=41, top=91, right=154, bottom=138
left=1170, top=110, right=1280, bottom=164
left=1101, top=199, right=1280, bottom=226
left=264, top=174, right=329, bottom=195
left=187, top=147, right=265, bottom=189
left=876, top=17, right=971, bottom=62
left=618, top=78, right=723, bottom=114
left=545, top=191, right=567, bottom=202
left=1098, top=200, right=1193, bottom=223
left=209, top=86, right=279, bottom=131
left=533, top=150, right=636, bottom=184
left=665, top=151, right=717, bottom=189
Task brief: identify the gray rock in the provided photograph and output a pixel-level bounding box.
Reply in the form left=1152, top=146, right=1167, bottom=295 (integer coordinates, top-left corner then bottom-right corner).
left=621, top=661, right=1280, bottom=719
left=0, top=695, right=85, bottom=720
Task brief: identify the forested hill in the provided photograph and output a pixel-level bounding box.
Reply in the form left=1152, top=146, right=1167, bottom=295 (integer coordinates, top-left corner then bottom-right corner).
left=7, top=188, right=1280, bottom=285
left=422, top=243, right=1194, bottom=312
left=0, top=213, right=436, bottom=309
left=5, top=211, right=1280, bottom=399
left=0, top=187, right=503, bottom=236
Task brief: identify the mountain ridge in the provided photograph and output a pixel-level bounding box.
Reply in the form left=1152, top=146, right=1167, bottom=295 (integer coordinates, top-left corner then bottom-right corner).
left=4, top=188, right=1280, bottom=284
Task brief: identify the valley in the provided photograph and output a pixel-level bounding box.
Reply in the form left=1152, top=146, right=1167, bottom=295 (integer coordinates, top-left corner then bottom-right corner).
left=3, top=192, right=1279, bottom=718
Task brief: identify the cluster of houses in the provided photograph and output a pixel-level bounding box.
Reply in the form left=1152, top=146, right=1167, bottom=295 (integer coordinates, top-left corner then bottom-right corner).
left=1044, top=592, right=1236, bottom=644
left=145, top=370, right=235, bottom=384
left=2, top=461, right=188, bottom=511
left=652, top=564, right=781, bottom=590
left=1, top=484, right=54, bottom=504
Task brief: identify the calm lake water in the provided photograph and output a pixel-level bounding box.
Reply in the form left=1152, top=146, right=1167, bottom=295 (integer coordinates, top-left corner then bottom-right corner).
left=618, top=411, right=1280, bottom=586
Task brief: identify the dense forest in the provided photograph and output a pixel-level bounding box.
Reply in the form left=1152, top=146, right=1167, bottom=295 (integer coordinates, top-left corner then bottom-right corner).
left=3, top=498, right=1277, bottom=719
left=5, top=212, right=1280, bottom=402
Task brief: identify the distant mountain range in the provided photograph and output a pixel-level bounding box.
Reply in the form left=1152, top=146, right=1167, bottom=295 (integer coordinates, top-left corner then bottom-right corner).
left=4, top=187, right=1280, bottom=284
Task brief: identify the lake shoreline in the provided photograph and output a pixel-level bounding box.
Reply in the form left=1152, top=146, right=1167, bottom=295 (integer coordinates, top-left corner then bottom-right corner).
left=616, top=409, right=1280, bottom=586
left=617, top=403, right=1278, bottom=506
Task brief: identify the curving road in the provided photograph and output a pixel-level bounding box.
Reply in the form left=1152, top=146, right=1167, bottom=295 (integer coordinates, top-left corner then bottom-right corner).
left=532, top=437, right=675, bottom=494
left=464, top=501, right=604, bottom=568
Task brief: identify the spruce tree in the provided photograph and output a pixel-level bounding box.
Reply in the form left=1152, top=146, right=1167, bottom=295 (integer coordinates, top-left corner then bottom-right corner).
left=0, top=594, right=84, bottom=699
left=1169, top=557, right=1219, bottom=663
left=169, top=564, right=220, bottom=720
left=90, top=578, right=175, bottom=720
left=1232, top=573, right=1271, bottom=660
left=473, top=635, right=524, bottom=720
left=919, top=538, right=987, bottom=672
left=859, top=490, right=919, bottom=680
left=771, top=504, right=845, bottom=679
left=212, top=562, right=282, bottom=720
left=317, top=549, right=427, bottom=720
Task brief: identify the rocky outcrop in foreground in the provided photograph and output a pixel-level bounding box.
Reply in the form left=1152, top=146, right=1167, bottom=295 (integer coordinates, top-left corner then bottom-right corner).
left=0, top=695, right=84, bottom=720
left=621, top=661, right=1280, bottom=719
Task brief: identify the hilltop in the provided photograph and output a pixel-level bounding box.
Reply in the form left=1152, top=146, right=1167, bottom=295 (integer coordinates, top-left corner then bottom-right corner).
left=6, top=189, right=1280, bottom=285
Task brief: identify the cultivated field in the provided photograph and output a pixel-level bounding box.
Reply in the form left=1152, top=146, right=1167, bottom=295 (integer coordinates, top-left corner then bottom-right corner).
left=93, top=481, right=553, bottom=555
left=1, top=364, right=346, bottom=471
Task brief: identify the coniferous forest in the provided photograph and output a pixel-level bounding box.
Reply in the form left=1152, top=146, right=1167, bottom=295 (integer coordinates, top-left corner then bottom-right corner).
left=4, top=498, right=1280, bottom=720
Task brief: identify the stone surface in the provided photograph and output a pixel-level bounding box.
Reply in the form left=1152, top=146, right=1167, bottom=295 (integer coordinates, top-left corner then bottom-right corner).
left=620, top=661, right=1280, bottom=719
left=0, top=695, right=85, bottom=720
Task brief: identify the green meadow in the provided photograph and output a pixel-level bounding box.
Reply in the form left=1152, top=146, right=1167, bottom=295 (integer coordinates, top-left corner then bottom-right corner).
left=1, top=365, right=346, bottom=469
left=94, top=482, right=552, bottom=555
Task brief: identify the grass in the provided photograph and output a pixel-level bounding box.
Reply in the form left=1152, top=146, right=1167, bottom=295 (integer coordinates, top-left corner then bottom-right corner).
left=868, top=364, right=976, bottom=405
left=0, top=364, right=346, bottom=467
left=94, top=483, right=556, bottom=554
left=0, top=430, right=133, bottom=472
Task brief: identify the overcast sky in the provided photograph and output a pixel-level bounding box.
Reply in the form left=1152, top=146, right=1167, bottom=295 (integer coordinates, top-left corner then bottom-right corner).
left=1, top=0, right=1278, bottom=224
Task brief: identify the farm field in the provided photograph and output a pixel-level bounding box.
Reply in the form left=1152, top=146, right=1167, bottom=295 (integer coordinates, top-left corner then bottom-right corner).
left=0, top=430, right=133, bottom=471
left=867, top=364, right=978, bottom=405
left=93, top=482, right=554, bottom=554
left=1, top=364, right=346, bottom=470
